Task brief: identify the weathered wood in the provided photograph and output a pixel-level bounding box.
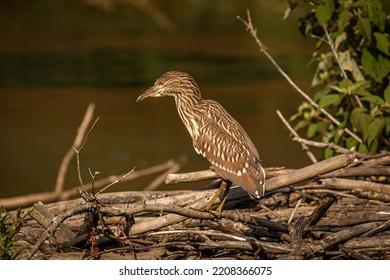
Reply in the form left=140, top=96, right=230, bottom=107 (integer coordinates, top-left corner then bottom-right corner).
left=166, top=154, right=355, bottom=191
left=321, top=178, right=390, bottom=194
left=266, top=154, right=355, bottom=191
left=29, top=202, right=76, bottom=244
left=320, top=166, right=390, bottom=178
left=16, top=186, right=390, bottom=260
left=8, top=151, right=390, bottom=260
left=165, top=167, right=291, bottom=184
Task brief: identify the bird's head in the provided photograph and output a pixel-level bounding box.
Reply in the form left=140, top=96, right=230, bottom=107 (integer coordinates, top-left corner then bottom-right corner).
left=137, top=71, right=202, bottom=102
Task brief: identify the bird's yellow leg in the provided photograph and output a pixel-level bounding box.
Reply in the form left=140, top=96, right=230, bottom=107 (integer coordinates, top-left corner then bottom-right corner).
left=214, top=181, right=232, bottom=214
left=204, top=180, right=226, bottom=211
left=185, top=180, right=232, bottom=226
left=204, top=180, right=232, bottom=217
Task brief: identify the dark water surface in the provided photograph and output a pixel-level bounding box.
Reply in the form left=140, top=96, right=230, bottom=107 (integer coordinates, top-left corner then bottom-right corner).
left=0, top=0, right=316, bottom=198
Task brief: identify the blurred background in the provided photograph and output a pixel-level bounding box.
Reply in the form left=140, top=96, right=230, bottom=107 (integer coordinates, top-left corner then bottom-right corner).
left=0, top=0, right=323, bottom=199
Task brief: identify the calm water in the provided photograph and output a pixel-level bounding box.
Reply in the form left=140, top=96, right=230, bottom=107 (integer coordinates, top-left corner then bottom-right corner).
left=0, top=0, right=316, bottom=198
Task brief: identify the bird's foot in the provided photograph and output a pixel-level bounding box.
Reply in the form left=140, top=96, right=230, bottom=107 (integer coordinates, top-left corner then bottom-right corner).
left=204, top=208, right=223, bottom=219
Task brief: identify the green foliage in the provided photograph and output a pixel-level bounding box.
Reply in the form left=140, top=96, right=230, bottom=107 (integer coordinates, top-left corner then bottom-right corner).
left=0, top=207, right=26, bottom=260
left=285, top=0, right=390, bottom=156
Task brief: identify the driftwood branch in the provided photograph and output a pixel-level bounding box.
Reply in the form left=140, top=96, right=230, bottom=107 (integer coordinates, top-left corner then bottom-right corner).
left=320, top=178, right=390, bottom=195
left=166, top=154, right=356, bottom=193
left=165, top=168, right=291, bottom=184
left=266, top=153, right=355, bottom=191
left=26, top=204, right=91, bottom=260
left=320, top=165, right=390, bottom=178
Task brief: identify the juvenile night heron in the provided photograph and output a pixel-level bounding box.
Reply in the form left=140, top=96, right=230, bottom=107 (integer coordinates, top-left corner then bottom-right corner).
left=137, top=71, right=265, bottom=214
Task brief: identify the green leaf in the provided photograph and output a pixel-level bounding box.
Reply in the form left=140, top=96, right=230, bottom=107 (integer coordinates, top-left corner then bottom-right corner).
left=358, top=143, right=368, bottom=154
left=366, top=0, right=386, bottom=31
left=361, top=95, right=385, bottom=105
left=369, top=139, right=379, bottom=154
left=307, top=123, right=317, bottom=138
left=294, top=120, right=308, bottom=131
left=315, top=4, right=333, bottom=24
left=337, top=10, right=352, bottom=33
left=384, top=85, right=390, bottom=104
left=313, top=87, right=332, bottom=102
left=350, top=108, right=370, bottom=141
left=334, top=128, right=343, bottom=144
left=386, top=117, right=390, bottom=135
left=361, top=49, right=390, bottom=82
left=346, top=137, right=358, bottom=149
left=358, top=17, right=372, bottom=42
left=374, top=32, right=390, bottom=55
left=318, top=94, right=341, bottom=108
left=338, top=50, right=365, bottom=81
left=324, top=147, right=334, bottom=159
left=367, top=117, right=385, bottom=146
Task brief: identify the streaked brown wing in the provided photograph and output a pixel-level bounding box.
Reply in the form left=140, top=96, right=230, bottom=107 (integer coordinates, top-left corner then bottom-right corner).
left=192, top=100, right=265, bottom=198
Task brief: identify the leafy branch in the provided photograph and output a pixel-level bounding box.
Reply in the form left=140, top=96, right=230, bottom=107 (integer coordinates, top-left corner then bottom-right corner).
left=284, top=0, right=390, bottom=156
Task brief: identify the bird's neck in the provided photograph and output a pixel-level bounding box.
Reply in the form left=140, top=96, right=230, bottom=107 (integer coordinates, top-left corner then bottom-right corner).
left=174, top=95, right=202, bottom=139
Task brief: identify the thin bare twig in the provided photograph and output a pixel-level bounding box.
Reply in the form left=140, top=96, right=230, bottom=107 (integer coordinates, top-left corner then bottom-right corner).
left=277, top=110, right=318, bottom=163
left=55, top=103, right=96, bottom=194
left=27, top=204, right=91, bottom=259
left=73, top=117, right=100, bottom=188
left=96, top=167, right=136, bottom=196
left=62, top=160, right=178, bottom=199
left=292, top=137, right=367, bottom=158
left=237, top=10, right=362, bottom=143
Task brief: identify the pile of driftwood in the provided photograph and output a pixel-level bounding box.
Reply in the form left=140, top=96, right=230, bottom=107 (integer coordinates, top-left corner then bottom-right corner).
left=10, top=151, right=390, bottom=260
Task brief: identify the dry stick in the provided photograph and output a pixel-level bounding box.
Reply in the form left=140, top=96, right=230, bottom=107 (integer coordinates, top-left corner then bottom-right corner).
left=361, top=219, right=390, bottom=237
left=167, top=154, right=354, bottom=192
left=148, top=229, right=247, bottom=242
left=320, top=178, right=390, bottom=194
left=100, top=187, right=278, bottom=235
left=288, top=199, right=302, bottom=224
left=29, top=202, right=76, bottom=244
left=100, top=203, right=288, bottom=234
left=73, top=117, right=100, bottom=188
left=292, top=137, right=367, bottom=158
left=266, top=153, right=355, bottom=192
left=322, top=23, right=363, bottom=108
left=96, top=168, right=136, bottom=196
left=237, top=10, right=362, bottom=144
left=165, top=168, right=291, bottom=184
left=0, top=192, right=62, bottom=210
left=0, top=104, right=97, bottom=209
left=61, top=160, right=177, bottom=199
left=276, top=110, right=318, bottom=163
left=55, top=103, right=95, bottom=195
left=27, top=204, right=91, bottom=259
left=318, top=222, right=383, bottom=253
left=299, top=221, right=383, bottom=257
left=166, top=169, right=219, bottom=184
left=320, top=165, right=390, bottom=178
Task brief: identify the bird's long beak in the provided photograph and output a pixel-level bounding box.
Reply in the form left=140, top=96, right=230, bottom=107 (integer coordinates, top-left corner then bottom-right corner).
left=136, top=87, right=155, bottom=102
